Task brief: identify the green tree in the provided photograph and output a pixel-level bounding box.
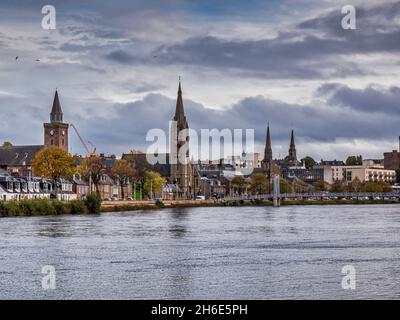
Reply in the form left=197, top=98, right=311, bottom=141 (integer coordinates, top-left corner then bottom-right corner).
left=346, top=155, right=362, bottom=165
left=1, top=141, right=12, bottom=147
left=346, top=177, right=362, bottom=192
left=143, top=171, right=166, bottom=199
left=292, top=178, right=309, bottom=193
left=380, top=181, right=392, bottom=193
left=84, top=192, right=102, bottom=213
left=362, top=181, right=383, bottom=193
left=315, top=180, right=329, bottom=191
left=32, top=146, right=75, bottom=196
left=330, top=180, right=344, bottom=192
left=109, top=159, right=135, bottom=199
left=231, top=176, right=248, bottom=195
left=301, top=156, right=316, bottom=170
left=250, top=173, right=268, bottom=194
left=78, top=155, right=106, bottom=195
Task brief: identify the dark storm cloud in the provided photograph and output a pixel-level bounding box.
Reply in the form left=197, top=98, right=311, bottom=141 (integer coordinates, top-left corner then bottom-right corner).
left=1, top=0, right=399, bottom=158
left=319, top=83, right=400, bottom=115
left=298, top=1, right=400, bottom=53
left=106, top=50, right=135, bottom=63
left=2, top=82, right=399, bottom=156
left=76, top=85, right=400, bottom=153
left=104, top=34, right=359, bottom=79
left=100, top=1, right=398, bottom=79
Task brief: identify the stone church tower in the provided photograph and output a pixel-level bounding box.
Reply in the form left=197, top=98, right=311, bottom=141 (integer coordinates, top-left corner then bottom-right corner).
left=288, top=129, right=297, bottom=166
left=43, top=90, right=69, bottom=153
left=170, top=81, right=193, bottom=199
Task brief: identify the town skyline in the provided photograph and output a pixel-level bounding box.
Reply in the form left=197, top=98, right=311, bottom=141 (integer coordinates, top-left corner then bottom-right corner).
left=1, top=0, right=400, bottom=160
left=1, top=85, right=399, bottom=164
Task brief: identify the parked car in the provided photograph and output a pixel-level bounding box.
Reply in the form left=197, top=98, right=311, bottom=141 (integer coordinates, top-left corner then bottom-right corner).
left=196, top=195, right=205, bottom=200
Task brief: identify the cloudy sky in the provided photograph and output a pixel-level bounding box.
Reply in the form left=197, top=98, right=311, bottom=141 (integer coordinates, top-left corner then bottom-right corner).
left=0, top=0, right=399, bottom=161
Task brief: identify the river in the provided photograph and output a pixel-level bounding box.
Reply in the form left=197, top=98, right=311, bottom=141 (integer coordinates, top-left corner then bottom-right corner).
left=1, top=205, right=400, bottom=299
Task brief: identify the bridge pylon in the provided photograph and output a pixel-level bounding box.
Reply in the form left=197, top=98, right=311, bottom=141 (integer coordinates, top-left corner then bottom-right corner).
left=273, top=175, right=281, bottom=207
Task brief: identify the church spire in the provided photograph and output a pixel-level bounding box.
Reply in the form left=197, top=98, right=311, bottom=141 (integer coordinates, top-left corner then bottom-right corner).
left=50, top=90, right=63, bottom=123
left=288, top=129, right=297, bottom=166
left=170, top=78, right=192, bottom=200
left=173, top=79, right=188, bottom=130
left=264, top=123, right=272, bottom=163
left=290, top=129, right=295, bottom=147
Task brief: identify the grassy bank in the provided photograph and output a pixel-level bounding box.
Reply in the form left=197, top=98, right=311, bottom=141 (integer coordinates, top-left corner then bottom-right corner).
left=1, top=197, right=398, bottom=217
left=0, top=198, right=87, bottom=217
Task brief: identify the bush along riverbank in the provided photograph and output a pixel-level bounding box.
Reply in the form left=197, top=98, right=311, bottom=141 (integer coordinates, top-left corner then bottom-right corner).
left=0, top=198, right=86, bottom=217
left=0, top=192, right=102, bottom=217
left=1, top=196, right=399, bottom=217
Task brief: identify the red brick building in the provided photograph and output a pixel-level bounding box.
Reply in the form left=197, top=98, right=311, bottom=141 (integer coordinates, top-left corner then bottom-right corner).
left=384, top=150, right=400, bottom=171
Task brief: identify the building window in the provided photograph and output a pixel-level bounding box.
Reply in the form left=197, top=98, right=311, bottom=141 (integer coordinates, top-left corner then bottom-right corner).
left=51, top=139, right=54, bottom=145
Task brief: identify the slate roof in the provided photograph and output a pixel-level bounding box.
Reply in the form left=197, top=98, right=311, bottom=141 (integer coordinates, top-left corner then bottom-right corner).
left=0, top=145, right=45, bottom=166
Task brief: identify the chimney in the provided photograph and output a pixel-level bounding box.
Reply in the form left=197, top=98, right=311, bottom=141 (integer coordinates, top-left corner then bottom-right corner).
left=398, top=136, right=400, bottom=152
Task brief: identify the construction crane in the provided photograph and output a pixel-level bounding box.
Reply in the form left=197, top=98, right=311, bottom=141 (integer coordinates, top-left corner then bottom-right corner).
left=70, top=123, right=96, bottom=156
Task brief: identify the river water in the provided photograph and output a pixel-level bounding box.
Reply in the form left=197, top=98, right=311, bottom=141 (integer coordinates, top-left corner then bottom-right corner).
left=1, top=205, right=400, bottom=299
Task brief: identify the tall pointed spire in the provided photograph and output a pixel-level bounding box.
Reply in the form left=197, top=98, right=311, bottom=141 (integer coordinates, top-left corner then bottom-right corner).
left=173, top=78, right=188, bottom=129
left=170, top=78, right=192, bottom=200
left=290, top=129, right=295, bottom=147
left=288, top=129, right=297, bottom=166
left=50, top=90, right=63, bottom=123
left=264, top=123, right=272, bottom=163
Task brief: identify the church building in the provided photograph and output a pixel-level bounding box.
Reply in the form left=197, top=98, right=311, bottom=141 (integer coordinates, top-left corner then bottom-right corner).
left=0, top=90, right=69, bottom=176
left=170, top=81, right=193, bottom=199
left=43, top=90, right=69, bottom=153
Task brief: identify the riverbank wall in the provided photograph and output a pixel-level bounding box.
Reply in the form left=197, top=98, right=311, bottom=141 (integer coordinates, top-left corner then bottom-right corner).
left=101, top=198, right=400, bottom=212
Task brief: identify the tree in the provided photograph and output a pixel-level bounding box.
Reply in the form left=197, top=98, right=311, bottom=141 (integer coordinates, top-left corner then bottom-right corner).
left=32, top=146, right=75, bottom=196
left=292, top=178, right=309, bottom=193
left=380, top=182, right=392, bottom=193
left=143, top=171, right=166, bottom=199
left=346, top=177, right=362, bottom=192
left=250, top=173, right=268, bottom=194
left=1, top=141, right=12, bottom=147
left=301, top=156, right=316, bottom=170
left=78, top=155, right=106, bottom=195
left=231, top=176, right=248, bottom=195
left=109, top=159, right=135, bottom=199
left=315, top=180, right=329, bottom=191
left=346, top=155, right=362, bottom=165
left=362, top=181, right=383, bottom=193
left=330, top=180, right=344, bottom=192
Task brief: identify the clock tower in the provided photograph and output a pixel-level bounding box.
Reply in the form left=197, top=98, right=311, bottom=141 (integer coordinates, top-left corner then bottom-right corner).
left=44, top=90, right=69, bottom=153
